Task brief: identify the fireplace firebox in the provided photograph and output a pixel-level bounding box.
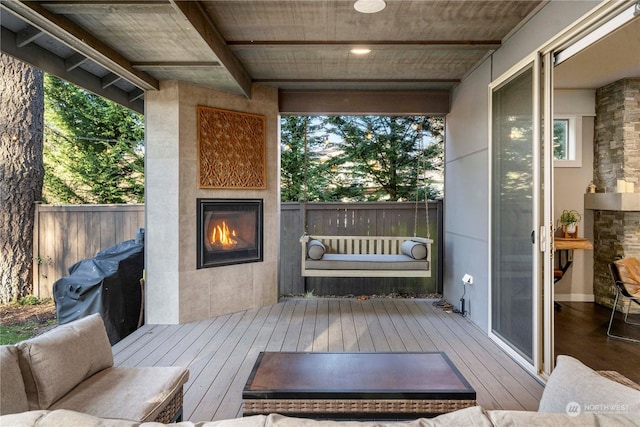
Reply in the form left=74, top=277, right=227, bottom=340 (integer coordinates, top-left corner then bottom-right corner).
left=197, top=199, right=263, bottom=269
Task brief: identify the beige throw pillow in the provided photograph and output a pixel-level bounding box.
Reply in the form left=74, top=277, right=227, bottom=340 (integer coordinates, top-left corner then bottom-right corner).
left=614, top=257, right=640, bottom=298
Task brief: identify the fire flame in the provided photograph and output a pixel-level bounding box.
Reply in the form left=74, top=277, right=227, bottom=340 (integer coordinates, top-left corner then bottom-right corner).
left=211, top=221, right=238, bottom=247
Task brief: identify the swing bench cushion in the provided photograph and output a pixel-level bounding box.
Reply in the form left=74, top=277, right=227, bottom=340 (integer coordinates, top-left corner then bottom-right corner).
left=304, top=238, right=429, bottom=271
left=306, top=253, right=427, bottom=270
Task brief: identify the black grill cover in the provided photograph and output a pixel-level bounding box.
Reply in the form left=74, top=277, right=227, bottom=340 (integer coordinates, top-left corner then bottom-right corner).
left=53, top=239, right=144, bottom=345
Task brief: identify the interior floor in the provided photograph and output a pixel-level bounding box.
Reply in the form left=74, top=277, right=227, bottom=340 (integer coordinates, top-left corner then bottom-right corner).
left=554, top=301, right=640, bottom=384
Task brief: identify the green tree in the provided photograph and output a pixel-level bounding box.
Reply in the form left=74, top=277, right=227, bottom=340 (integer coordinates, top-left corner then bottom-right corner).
left=43, top=76, right=144, bottom=204
left=280, top=116, right=334, bottom=202
left=553, top=119, right=567, bottom=160
left=324, top=116, right=443, bottom=201
left=280, top=115, right=444, bottom=202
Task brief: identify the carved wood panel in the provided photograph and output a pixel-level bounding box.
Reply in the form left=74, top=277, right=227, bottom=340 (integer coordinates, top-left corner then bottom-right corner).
left=197, top=106, right=266, bottom=189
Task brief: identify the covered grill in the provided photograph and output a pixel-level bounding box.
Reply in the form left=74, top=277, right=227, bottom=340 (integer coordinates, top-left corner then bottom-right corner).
left=53, top=237, right=144, bottom=345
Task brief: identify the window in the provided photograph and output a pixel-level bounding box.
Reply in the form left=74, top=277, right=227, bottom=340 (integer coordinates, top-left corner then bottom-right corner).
left=553, top=115, right=582, bottom=167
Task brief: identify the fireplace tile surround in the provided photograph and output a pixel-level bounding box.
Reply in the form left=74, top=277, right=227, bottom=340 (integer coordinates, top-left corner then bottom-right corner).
left=145, top=82, right=279, bottom=324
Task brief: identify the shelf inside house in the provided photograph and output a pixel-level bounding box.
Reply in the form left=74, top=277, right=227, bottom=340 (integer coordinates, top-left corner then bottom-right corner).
left=584, top=193, right=640, bottom=211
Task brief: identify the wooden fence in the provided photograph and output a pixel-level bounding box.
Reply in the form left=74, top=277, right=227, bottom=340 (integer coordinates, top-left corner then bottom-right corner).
left=280, top=201, right=443, bottom=296
left=32, top=201, right=442, bottom=299
left=32, top=204, right=144, bottom=298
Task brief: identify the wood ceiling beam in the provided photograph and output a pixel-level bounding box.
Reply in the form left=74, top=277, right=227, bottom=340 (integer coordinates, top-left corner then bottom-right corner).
left=128, top=88, right=144, bottom=103
left=131, top=61, right=222, bottom=70
left=228, top=40, right=501, bottom=50
left=255, top=79, right=461, bottom=84
left=169, top=0, right=252, bottom=98
left=1, top=26, right=143, bottom=113
left=1, top=1, right=159, bottom=91
left=279, top=90, right=450, bottom=115
left=16, top=24, right=43, bottom=47
left=40, top=1, right=173, bottom=15
left=65, top=52, right=88, bottom=71
left=101, top=72, right=121, bottom=89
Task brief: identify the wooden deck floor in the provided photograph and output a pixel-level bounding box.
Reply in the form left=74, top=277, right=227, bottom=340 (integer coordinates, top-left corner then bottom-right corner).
left=112, top=298, right=544, bottom=422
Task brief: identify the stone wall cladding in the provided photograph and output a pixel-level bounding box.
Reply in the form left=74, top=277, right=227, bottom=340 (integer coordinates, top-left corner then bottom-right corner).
left=623, top=79, right=640, bottom=188
left=593, top=79, right=640, bottom=313
left=594, top=81, right=625, bottom=192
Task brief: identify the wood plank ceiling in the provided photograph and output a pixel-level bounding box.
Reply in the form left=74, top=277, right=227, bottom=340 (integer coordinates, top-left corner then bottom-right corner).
left=1, top=0, right=545, bottom=112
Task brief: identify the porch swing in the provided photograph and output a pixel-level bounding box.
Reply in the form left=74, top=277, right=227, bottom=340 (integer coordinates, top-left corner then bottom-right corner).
left=299, top=120, right=433, bottom=278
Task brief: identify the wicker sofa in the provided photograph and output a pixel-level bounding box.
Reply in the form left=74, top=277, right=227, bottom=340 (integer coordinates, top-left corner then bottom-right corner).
left=0, top=313, right=188, bottom=423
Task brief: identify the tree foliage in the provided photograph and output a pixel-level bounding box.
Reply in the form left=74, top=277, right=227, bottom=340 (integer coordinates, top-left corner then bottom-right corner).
left=280, top=115, right=444, bottom=202
left=280, top=116, right=335, bottom=202
left=43, top=76, right=144, bottom=204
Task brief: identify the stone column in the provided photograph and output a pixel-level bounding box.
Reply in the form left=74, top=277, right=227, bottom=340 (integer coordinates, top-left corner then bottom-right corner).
left=592, top=79, right=640, bottom=312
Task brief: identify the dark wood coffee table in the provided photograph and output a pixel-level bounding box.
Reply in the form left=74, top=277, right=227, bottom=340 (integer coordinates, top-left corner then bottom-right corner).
left=242, top=352, right=476, bottom=419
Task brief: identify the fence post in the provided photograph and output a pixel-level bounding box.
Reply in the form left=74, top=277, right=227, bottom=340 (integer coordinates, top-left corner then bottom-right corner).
left=436, top=199, right=444, bottom=294
left=32, top=202, right=41, bottom=298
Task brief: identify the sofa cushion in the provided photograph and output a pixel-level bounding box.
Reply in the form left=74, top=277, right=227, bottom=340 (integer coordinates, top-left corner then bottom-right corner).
left=0, top=409, right=139, bottom=427
left=17, top=313, right=114, bottom=410
left=197, top=415, right=268, bottom=426
left=264, top=406, right=493, bottom=426
left=0, top=345, right=29, bottom=415
left=0, top=410, right=53, bottom=427
left=0, top=410, right=267, bottom=427
left=488, top=410, right=640, bottom=426
left=538, top=355, right=640, bottom=414
left=401, top=240, right=428, bottom=260
left=49, top=366, right=189, bottom=422
left=307, top=240, right=326, bottom=260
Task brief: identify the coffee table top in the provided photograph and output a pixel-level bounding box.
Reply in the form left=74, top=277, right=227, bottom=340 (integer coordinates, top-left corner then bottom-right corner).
left=243, top=352, right=475, bottom=400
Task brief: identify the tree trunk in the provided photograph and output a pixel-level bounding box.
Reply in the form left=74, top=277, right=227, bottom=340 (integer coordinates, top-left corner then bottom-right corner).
left=0, top=53, right=44, bottom=303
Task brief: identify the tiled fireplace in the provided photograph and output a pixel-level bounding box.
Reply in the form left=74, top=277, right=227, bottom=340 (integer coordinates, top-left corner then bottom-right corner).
left=145, top=82, right=279, bottom=324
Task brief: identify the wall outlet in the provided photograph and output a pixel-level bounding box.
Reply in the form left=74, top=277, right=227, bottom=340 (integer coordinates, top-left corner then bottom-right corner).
left=462, top=274, right=473, bottom=285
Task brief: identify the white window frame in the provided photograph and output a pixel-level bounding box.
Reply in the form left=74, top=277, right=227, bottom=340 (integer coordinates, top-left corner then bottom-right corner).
left=553, top=115, right=582, bottom=168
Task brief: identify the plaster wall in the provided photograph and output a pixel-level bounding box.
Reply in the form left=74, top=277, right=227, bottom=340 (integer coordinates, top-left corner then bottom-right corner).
left=444, top=0, right=600, bottom=333
left=146, top=82, right=280, bottom=324
left=444, top=59, right=491, bottom=330
left=554, top=116, right=595, bottom=302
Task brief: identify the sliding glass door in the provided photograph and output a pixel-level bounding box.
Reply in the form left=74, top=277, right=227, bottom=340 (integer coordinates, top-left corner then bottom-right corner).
left=489, top=0, right=633, bottom=378
left=489, top=57, right=542, bottom=370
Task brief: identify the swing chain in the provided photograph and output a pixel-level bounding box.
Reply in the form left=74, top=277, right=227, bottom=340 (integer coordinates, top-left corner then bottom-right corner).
left=414, top=120, right=430, bottom=240
left=302, top=117, right=309, bottom=235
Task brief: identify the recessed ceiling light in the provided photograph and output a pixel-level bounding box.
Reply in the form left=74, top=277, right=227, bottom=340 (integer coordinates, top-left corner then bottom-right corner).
left=354, top=0, right=386, bottom=14
left=350, top=48, right=372, bottom=55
